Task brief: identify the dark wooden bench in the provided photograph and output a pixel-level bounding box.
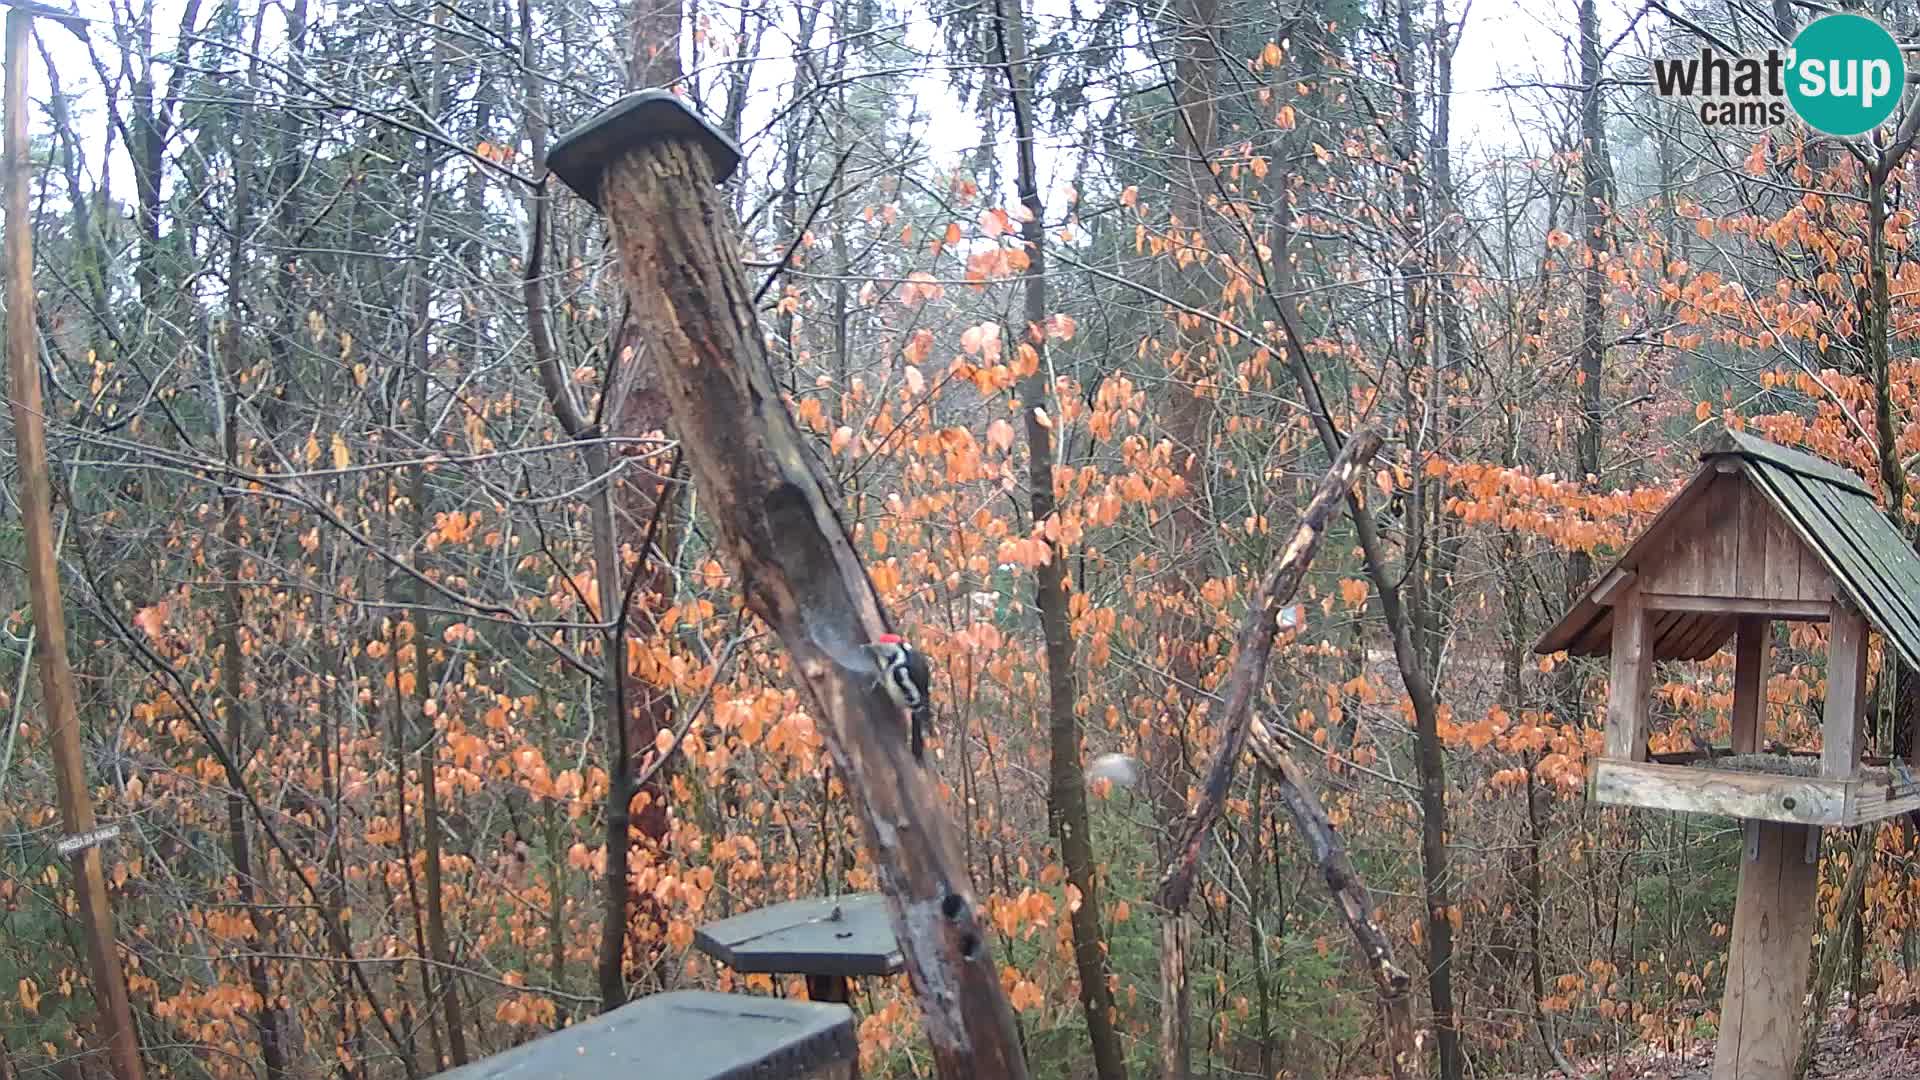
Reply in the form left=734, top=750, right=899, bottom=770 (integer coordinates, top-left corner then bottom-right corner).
left=432, top=990, right=856, bottom=1080
left=694, top=893, right=904, bottom=1004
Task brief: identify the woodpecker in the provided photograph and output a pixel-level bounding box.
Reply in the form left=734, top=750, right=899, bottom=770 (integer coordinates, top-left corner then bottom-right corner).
left=865, top=633, right=933, bottom=761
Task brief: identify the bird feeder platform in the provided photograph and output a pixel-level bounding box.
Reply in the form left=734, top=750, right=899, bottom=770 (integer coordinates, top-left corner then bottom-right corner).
left=694, top=892, right=904, bottom=1005
left=1537, top=429, right=1920, bottom=1080
left=430, top=990, right=856, bottom=1080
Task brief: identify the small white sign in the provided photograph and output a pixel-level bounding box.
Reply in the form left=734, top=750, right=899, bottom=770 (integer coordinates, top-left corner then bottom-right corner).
left=54, top=825, right=120, bottom=857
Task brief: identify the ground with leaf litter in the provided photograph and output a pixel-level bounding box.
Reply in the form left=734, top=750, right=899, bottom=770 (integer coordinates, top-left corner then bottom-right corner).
left=1530, top=1006, right=1920, bottom=1080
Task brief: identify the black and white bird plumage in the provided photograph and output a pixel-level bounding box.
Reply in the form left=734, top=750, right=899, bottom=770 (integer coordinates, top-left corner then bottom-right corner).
left=866, top=633, right=933, bottom=761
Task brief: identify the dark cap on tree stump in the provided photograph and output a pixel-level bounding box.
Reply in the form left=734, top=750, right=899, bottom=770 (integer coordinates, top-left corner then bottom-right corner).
left=548, top=90, right=741, bottom=209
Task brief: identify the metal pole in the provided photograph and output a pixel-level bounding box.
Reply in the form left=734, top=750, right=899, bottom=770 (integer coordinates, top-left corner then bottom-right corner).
left=3, top=10, right=144, bottom=1079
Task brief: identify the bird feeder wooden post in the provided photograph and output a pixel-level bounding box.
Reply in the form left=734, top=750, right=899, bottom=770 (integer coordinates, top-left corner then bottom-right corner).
left=1538, top=430, right=1920, bottom=1080
left=545, top=92, right=1028, bottom=1079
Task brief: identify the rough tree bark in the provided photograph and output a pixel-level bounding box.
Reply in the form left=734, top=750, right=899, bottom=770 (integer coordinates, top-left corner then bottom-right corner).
left=1156, top=4, right=1222, bottom=1071
left=549, top=97, right=1028, bottom=1078
left=1151, top=429, right=1385, bottom=1078
left=607, top=0, right=691, bottom=1000
left=993, top=2, right=1126, bottom=1076
left=1567, top=0, right=1613, bottom=605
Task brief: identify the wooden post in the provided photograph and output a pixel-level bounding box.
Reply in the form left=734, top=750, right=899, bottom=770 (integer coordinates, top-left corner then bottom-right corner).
left=545, top=93, right=1027, bottom=1079
left=1824, top=602, right=1868, bottom=779
left=1731, top=616, right=1768, bottom=754
left=1713, top=821, right=1820, bottom=1080
left=2, top=9, right=142, bottom=1080
left=1605, top=594, right=1654, bottom=761
left=803, top=975, right=851, bottom=1005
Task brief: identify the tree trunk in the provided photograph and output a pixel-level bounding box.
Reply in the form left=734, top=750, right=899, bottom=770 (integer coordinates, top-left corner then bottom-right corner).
left=4, top=13, right=145, bottom=1080
left=556, top=104, right=1029, bottom=1076
left=406, top=9, right=467, bottom=1062
left=214, top=24, right=290, bottom=1075
left=1567, top=0, right=1611, bottom=605
left=1391, top=0, right=1460, bottom=1072
left=1157, top=4, right=1221, bottom=1071
left=994, top=3, right=1126, bottom=1076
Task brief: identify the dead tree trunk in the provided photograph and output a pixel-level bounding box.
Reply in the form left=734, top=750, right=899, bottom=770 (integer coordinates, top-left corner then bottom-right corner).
left=548, top=94, right=1028, bottom=1079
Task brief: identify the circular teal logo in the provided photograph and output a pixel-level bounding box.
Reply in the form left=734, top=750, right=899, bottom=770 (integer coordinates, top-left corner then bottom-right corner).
left=1787, top=14, right=1905, bottom=137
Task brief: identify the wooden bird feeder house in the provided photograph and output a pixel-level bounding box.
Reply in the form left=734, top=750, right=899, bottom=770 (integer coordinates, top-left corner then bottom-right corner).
left=1537, top=429, right=1920, bottom=1080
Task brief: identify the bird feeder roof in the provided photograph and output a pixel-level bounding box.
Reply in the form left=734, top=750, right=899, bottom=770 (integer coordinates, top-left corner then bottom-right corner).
left=428, top=990, right=854, bottom=1080
left=1535, top=429, right=1920, bottom=671
left=693, top=893, right=903, bottom=979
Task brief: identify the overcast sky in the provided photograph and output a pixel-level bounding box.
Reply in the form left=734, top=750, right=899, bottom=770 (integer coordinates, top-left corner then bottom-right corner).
left=14, top=0, right=1637, bottom=226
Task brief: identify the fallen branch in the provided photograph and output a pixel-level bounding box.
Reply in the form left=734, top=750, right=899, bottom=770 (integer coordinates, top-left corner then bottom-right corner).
left=1151, top=426, right=1383, bottom=910
left=1247, top=712, right=1422, bottom=1075
left=1147, top=428, right=1396, bottom=1078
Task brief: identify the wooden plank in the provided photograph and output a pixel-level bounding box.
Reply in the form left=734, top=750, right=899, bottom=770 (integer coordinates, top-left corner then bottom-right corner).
left=1790, top=537, right=1837, bottom=602
left=1758, top=469, right=1872, bottom=613
left=1712, top=821, right=1820, bottom=1080
left=1800, top=476, right=1920, bottom=673
left=1591, top=759, right=1850, bottom=825
left=1672, top=612, right=1734, bottom=661
left=1638, top=474, right=1748, bottom=600
left=1734, top=476, right=1768, bottom=598
left=1539, top=596, right=1607, bottom=658
left=693, top=893, right=903, bottom=978
left=1638, top=594, right=1831, bottom=620
left=1536, top=468, right=1721, bottom=656
left=1593, top=567, right=1636, bottom=605
left=1577, top=606, right=1616, bottom=656
left=1823, top=603, right=1868, bottom=779
left=1606, top=596, right=1655, bottom=761
left=1647, top=607, right=1693, bottom=661
left=1641, top=483, right=1713, bottom=596
left=1760, top=492, right=1805, bottom=601
left=1704, top=474, right=1742, bottom=596
left=1731, top=617, right=1768, bottom=754
left=1843, top=776, right=1920, bottom=825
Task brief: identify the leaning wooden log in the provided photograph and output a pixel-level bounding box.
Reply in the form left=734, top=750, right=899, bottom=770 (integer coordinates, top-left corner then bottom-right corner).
left=1149, top=428, right=1382, bottom=1079
left=546, top=91, right=1028, bottom=1078
left=1246, top=713, right=1422, bottom=1077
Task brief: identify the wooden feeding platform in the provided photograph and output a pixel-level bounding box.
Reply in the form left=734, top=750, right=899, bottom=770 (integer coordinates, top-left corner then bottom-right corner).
left=1597, top=751, right=1920, bottom=827
left=431, top=990, right=856, bottom=1080
left=694, top=892, right=904, bottom=1005
left=1536, top=429, right=1920, bottom=1080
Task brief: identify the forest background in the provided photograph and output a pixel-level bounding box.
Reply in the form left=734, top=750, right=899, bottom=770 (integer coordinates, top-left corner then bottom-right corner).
left=2, top=0, right=1916, bottom=1076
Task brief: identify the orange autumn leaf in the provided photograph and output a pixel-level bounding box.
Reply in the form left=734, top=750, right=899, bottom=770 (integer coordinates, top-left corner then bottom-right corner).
left=133, top=603, right=168, bottom=641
